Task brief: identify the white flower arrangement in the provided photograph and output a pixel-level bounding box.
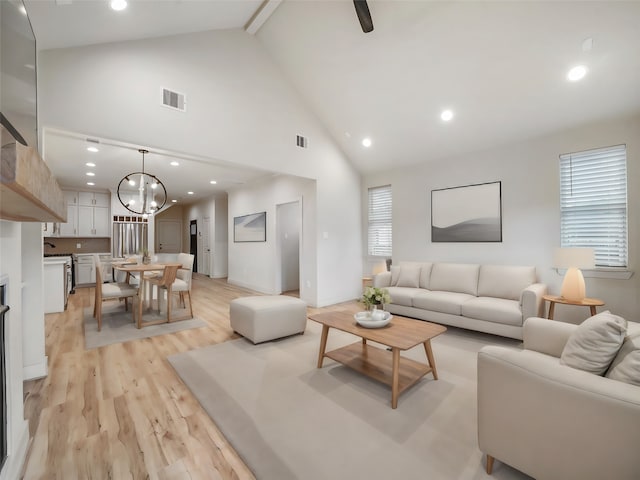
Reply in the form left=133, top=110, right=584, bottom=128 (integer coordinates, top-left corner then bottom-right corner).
left=361, top=286, right=391, bottom=309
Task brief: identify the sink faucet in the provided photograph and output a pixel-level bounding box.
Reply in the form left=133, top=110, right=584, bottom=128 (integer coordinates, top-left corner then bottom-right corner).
left=44, top=241, right=56, bottom=248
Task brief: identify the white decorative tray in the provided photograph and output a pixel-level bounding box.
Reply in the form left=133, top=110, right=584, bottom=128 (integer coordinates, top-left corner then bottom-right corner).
left=354, top=311, right=393, bottom=328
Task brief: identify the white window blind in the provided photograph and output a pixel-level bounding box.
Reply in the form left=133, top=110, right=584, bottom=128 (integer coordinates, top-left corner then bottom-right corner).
left=368, top=185, right=392, bottom=256
left=559, top=144, right=628, bottom=268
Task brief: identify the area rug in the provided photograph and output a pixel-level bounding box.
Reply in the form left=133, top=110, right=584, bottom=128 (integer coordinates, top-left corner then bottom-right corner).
left=168, top=320, right=532, bottom=480
left=84, top=302, right=206, bottom=349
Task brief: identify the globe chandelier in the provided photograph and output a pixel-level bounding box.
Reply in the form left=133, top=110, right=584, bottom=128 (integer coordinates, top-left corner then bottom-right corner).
left=117, top=149, right=167, bottom=218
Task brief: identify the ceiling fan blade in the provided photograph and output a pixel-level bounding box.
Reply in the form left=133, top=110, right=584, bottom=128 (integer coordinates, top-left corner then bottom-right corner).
left=353, top=0, right=374, bottom=33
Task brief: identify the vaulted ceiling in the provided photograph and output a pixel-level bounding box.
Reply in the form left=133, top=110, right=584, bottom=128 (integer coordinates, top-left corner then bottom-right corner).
left=24, top=0, right=640, bottom=182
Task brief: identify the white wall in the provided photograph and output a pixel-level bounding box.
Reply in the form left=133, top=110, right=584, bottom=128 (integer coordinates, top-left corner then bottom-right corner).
left=363, top=114, right=640, bottom=322
left=0, top=221, right=33, bottom=479
left=21, top=223, right=47, bottom=379
left=213, top=195, right=228, bottom=278
left=228, top=175, right=319, bottom=304
left=38, top=27, right=362, bottom=307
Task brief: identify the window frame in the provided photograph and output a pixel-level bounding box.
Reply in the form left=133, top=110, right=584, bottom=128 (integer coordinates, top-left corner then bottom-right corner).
left=559, top=144, right=628, bottom=269
left=367, top=184, right=392, bottom=257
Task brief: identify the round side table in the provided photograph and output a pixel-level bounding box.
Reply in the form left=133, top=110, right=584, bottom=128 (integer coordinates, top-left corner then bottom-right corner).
left=542, top=294, right=605, bottom=320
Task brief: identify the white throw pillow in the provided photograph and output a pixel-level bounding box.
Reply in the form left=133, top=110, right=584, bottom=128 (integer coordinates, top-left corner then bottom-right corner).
left=390, top=266, right=401, bottom=286
left=560, top=311, right=627, bottom=375
left=396, top=265, right=421, bottom=288
left=606, top=322, right=640, bottom=386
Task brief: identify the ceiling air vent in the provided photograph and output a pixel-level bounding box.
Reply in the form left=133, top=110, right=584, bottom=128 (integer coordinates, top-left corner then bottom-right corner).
left=161, top=88, right=186, bottom=112
left=296, top=135, right=308, bottom=148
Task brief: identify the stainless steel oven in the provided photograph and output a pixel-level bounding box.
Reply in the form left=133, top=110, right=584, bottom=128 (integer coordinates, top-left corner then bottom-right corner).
left=64, top=258, right=72, bottom=308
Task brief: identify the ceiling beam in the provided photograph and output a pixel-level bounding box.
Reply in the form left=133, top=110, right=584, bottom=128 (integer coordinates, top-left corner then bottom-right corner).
left=245, top=0, right=282, bottom=35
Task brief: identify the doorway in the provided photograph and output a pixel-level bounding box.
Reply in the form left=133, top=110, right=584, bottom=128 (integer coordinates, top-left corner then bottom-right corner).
left=276, top=201, right=301, bottom=294
left=190, top=220, right=198, bottom=273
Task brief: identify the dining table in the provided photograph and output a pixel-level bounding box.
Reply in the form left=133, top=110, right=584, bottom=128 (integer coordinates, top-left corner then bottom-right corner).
left=112, top=261, right=183, bottom=328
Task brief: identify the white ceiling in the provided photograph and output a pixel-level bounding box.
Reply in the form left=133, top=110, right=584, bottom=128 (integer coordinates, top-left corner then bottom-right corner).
left=42, top=129, right=273, bottom=204
left=256, top=1, right=640, bottom=173
left=24, top=0, right=264, bottom=50
left=24, top=0, right=640, bottom=181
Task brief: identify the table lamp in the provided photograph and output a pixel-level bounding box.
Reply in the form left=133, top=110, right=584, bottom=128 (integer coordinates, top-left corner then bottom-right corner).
left=372, top=261, right=388, bottom=275
left=553, top=247, right=595, bottom=302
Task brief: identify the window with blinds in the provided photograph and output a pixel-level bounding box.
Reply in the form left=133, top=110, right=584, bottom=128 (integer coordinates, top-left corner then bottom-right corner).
left=368, top=185, right=392, bottom=256
left=559, top=144, right=628, bottom=268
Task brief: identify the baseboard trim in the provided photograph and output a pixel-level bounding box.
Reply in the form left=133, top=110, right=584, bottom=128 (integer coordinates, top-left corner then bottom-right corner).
left=23, top=355, right=48, bottom=381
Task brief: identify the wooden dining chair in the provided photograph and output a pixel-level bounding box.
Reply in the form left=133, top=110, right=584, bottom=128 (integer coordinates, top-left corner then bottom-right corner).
left=147, top=264, right=180, bottom=323
left=93, top=257, right=138, bottom=331
left=173, top=253, right=194, bottom=319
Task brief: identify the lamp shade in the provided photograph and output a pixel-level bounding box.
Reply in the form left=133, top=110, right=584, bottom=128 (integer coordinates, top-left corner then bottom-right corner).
left=372, top=261, right=388, bottom=275
left=553, top=247, right=595, bottom=269
left=553, top=247, right=595, bottom=302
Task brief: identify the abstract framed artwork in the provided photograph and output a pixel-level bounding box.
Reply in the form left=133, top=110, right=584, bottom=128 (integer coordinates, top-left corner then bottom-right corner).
left=234, top=211, right=267, bottom=242
left=431, top=181, right=502, bottom=242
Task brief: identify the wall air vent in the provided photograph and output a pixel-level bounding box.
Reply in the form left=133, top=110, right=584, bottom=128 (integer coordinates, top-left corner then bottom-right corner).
left=161, top=88, right=186, bottom=112
left=296, top=135, right=308, bottom=148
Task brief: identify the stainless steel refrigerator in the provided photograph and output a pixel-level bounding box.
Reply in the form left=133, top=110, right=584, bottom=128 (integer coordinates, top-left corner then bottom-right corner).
left=112, top=222, right=148, bottom=258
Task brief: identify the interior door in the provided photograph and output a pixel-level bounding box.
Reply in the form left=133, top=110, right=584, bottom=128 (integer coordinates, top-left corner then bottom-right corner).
left=156, top=220, right=181, bottom=253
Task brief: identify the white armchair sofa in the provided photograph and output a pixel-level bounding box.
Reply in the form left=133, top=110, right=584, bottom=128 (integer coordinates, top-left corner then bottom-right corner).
left=373, top=262, right=547, bottom=339
left=478, top=317, right=640, bottom=480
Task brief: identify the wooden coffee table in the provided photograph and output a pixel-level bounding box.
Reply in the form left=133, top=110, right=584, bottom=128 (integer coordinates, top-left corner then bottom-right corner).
left=309, top=310, right=447, bottom=409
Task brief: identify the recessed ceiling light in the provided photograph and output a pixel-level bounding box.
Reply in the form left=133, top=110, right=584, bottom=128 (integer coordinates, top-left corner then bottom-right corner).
left=362, top=138, right=372, bottom=147
left=440, top=109, right=454, bottom=122
left=87, top=182, right=95, bottom=186
left=567, top=65, right=587, bottom=82
left=170, top=161, right=179, bottom=166
left=19, top=5, right=27, bottom=15
left=187, top=191, right=194, bottom=195
left=110, top=0, right=127, bottom=11
left=171, top=199, right=177, bottom=203
left=85, top=162, right=96, bottom=167
left=210, top=180, right=217, bottom=185
left=86, top=172, right=95, bottom=176
left=87, top=146, right=99, bottom=153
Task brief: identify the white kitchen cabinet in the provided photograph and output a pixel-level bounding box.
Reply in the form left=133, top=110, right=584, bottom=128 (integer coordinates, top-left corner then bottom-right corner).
left=58, top=204, right=78, bottom=236
left=78, top=205, right=110, bottom=236
left=60, top=190, right=110, bottom=237
left=78, top=191, right=109, bottom=208
left=76, top=261, right=95, bottom=285
left=64, top=190, right=78, bottom=205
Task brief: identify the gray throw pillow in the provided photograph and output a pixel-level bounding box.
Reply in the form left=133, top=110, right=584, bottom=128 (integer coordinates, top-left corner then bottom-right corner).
left=606, top=322, right=640, bottom=386
left=560, top=311, right=627, bottom=375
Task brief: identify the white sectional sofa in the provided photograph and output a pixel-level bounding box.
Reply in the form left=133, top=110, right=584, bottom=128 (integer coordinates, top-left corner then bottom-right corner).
left=373, top=262, right=547, bottom=340
left=478, top=317, right=640, bottom=479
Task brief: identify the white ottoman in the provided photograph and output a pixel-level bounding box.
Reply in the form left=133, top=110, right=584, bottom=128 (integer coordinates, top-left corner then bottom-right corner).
left=229, top=295, right=307, bottom=344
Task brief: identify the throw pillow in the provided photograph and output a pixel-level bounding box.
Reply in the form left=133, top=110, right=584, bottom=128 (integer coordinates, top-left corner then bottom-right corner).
left=396, top=265, right=421, bottom=288
left=606, top=322, right=640, bottom=386
left=560, top=311, right=627, bottom=375
left=390, top=266, right=401, bottom=286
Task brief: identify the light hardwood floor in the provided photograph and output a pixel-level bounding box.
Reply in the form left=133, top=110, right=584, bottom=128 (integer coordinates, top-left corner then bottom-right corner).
left=21, top=275, right=343, bottom=479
